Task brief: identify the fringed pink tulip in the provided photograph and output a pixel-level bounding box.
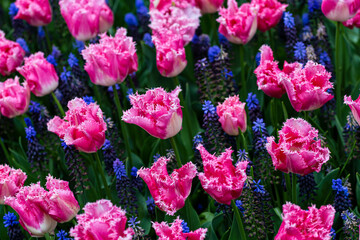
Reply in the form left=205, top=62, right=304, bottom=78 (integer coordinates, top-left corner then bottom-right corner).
left=138, top=157, right=197, bottom=215
left=275, top=203, right=335, bottom=240
left=59, top=0, right=114, bottom=41
left=17, top=52, right=59, bottom=97
left=251, top=0, right=287, bottom=32
left=322, top=0, right=360, bottom=22
left=195, top=0, right=224, bottom=13
left=281, top=61, right=333, bottom=112
left=81, top=28, right=138, bottom=86
left=266, top=118, right=330, bottom=176
left=343, top=9, right=360, bottom=28
left=0, top=77, right=30, bottom=118
left=153, top=217, right=207, bottom=240
left=344, top=95, right=360, bottom=125
left=217, top=0, right=258, bottom=44
left=0, top=31, right=25, bottom=76
left=14, top=0, right=52, bottom=26
left=197, top=144, right=248, bottom=205
left=122, top=87, right=183, bottom=139
left=216, top=95, right=247, bottom=136
left=150, top=5, right=201, bottom=46
left=0, top=164, right=27, bottom=204
left=254, top=45, right=285, bottom=98
left=5, top=183, right=57, bottom=237
left=47, top=98, right=107, bottom=153
left=45, top=175, right=80, bottom=223
left=150, top=0, right=196, bottom=11
left=70, top=199, right=134, bottom=240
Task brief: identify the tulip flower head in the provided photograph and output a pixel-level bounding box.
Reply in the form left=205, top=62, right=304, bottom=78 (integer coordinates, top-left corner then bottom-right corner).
left=0, top=164, right=27, bottom=204
left=195, top=0, right=224, bottom=13
left=344, top=95, right=360, bottom=126
left=0, top=30, right=25, bottom=76
left=251, top=0, right=287, bottom=32
left=322, top=0, right=360, bottom=22
left=14, top=0, right=52, bottom=26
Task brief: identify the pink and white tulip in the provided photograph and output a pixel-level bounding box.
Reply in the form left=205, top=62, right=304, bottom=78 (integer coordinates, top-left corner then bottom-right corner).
left=47, top=98, right=107, bottom=153
left=153, top=217, right=207, bottom=240
left=251, top=0, right=287, bottom=32
left=150, top=0, right=196, bottom=11
left=197, top=144, right=248, bottom=205
left=70, top=199, right=134, bottom=240
left=266, top=118, right=330, bottom=176
left=217, top=0, right=258, bottom=44
left=17, top=52, right=59, bottom=97
left=322, top=0, right=360, bottom=22
left=195, top=0, right=224, bottom=13
left=82, top=28, right=138, bottom=86
left=138, top=157, right=197, bottom=215
left=343, top=9, right=360, bottom=28
left=0, top=77, right=30, bottom=118
left=344, top=95, right=360, bottom=126
left=122, top=87, right=183, bottom=139
left=0, top=164, right=27, bottom=204
left=59, top=0, right=114, bottom=41
left=254, top=45, right=285, bottom=98
left=0, top=31, right=25, bottom=76
left=275, top=203, right=335, bottom=240
left=14, top=0, right=52, bottom=26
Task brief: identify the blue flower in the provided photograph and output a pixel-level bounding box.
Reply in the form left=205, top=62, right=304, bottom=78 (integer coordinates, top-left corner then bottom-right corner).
left=253, top=180, right=266, bottom=194
left=137, top=5, right=149, bottom=16
left=308, top=0, right=321, bottom=13
left=237, top=149, right=248, bottom=161
left=73, top=40, right=85, bottom=53
left=193, top=134, right=203, bottom=146
left=135, top=0, right=145, bottom=9
left=68, top=53, right=79, bottom=68
left=60, top=67, right=72, bottom=82
left=102, top=139, right=112, bottom=150
left=46, top=55, right=57, bottom=66
left=143, top=33, right=154, bottom=48
left=146, top=196, right=155, bottom=212
left=82, top=96, right=95, bottom=105
left=218, top=32, right=228, bottom=45
left=252, top=118, right=266, bottom=133
left=319, top=51, right=331, bottom=66
left=294, top=42, right=306, bottom=60
left=283, top=12, right=295, bottom=28
left=246, top=93, right=259, bottom=110
left=255, top=52, right=261, bottom=66
left=125, top=13, right=139, bottom=27
left=56, top=230, right=72, bottom=240
left=131, top=166, right=138, bottom=177
left=24, top=117, right=32, bottom=127
left=38, top=27, right=45, bottom=38
left=8, top=3, right=19, bottom=17
left=127, top=88, right=134, bottom=101
left=302, top=13, right=310, bottom=26
left=208, top=45, right=221, bottom=63
left=16, top=38, right=29, bottom=53
left=113, top=159, right=127, bottom=180
left=128, top=216, right=141, bottom=229
left=25, top=126, right=37, bottom=141
left=235, top=200, right=245, bottom=213
left=181, top=220, right=190, bottom=233
left=107, top=84, right=120, bottom=92
left=153, top=153, right=161, bottom=162
left=29, top=101, right=41, bottom=114
left=3, top=213, right=19, bottom=228
left=202, top=101, right=216, bottom=115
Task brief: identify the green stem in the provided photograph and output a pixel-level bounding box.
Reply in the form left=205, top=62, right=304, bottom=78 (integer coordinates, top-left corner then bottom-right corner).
left=44, top=27, right=52, bottom=55
left=292, top=173, right=297, bottom=204
left=281, top=101, right=288, bottom=120
left=44, top=233, right=53, bottom=240
left=0, top=138, right=10, bottom=162
left=239, top=45, right=246, bottom=99
left=94, top=151, right=114, bottom=202
left=240, top=131, right=248, bottom=152
left=51, top=92, right=65, bottom=117
left=274, top=184, right=281, bottom=207
left=339, top=140, right=356, bottom=177
left=335, top=21, right=342, bottom=117
left=128, top=76, right=136, bottom=90
left=112, top=85, right=133, bottom=175
left=231, top=200, right=247, bottom=240
left=170, top=137, right=182, bottom=168
left=284, top=173, right=291, bottom=201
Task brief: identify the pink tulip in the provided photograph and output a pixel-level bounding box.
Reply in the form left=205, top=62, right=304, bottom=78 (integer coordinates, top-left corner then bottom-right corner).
left=45, top=175, right=80, bottom=223
left=122, top=87, right=183, bottom=139
left=47, top=98, right=107, bottom=153
left=150, top=0, right=196, bottom=11
left=70, top=199, right=134, bottom=240
left=343, top=9, right=360, bottom=28
left=322, top=0, right=360, bottom=22
left=153, top=217, right=207, bottom=240
left=82, top=28, right=138, bottom=86
left=254, top=45, right=285, bottom=98
left=196, top=144, right=248, bottom=205
left=150, top=5, right=201, bottom=46
left=281, top=61, right=333, bottom=112
left=216, top=95, right=247, bottom=136
left=14, top=0, right=52, bottom=26
left=282, top=60, right=302, bottom=77
left=275, top=203, right=335, bottom=240
left=0, top=77, right=30, bottom=118
left=138, top=157, right=197, bottom=215
left=5, top=183, right=58, bottom=237
left=59, top=0, right=114, bottom=41
left=266, top=118, right=330, bottom=176
left=251, top=0, right=287, bottom=32
left=195, top=0, right=224, bottom=13
left=217, top=0, right=258, bottom=44
left=17, top=52, right=59, bottom=97
left=344, top=95, right=360, bottom=125
left=0, top=31, right=25, bottom=76
left=0, top=164, right=27, bottom=204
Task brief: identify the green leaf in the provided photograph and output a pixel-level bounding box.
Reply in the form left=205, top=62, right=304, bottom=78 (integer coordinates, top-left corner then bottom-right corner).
left=315, top=168, right=339, bottom=205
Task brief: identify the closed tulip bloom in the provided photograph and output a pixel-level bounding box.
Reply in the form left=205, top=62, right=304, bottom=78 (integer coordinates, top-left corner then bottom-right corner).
left=0, top=164, right=27, bottom=204
left=281, top=61, right=333, bottom=112
left=216, top=95, right=247, bottom=136
left=343, top=9, right=360, bottom=28
left=70, top=199, right=134, bottom=240
left=217, top=0, right=258, bottom=44
left=81, top=28, right=138, bottom=86
left=254, top=45, right=285, bottom=98
left=266, top=118, right=330, bottom=176
left=47, top=98, right=107, bottom=153
left=5, top=183, right=58, bottom=237
left=17, top=52, right=59, bottom=97
left=153, top=217, right=207, bottom=240
left=344, top=95, right=360, bottom=125
left=45, top=175, right=80, bottom=223
left=275, top=203, right=335, bottom=240
left=14, top=0, right=52, bottom=26
left=322, top=0, right=360, bottom=22
left=195, top=0, right=224, bottom=13
left=59, top=0, right=114, bottom=41
left=0, top=77, right=30, bottom=118
left=123, top=87, right=183, bottom=139
left=0, top=31, right=25, bottom=76
left=251, top=0, right=287, bottom=32
left=197, top=144, right=248, bottom=205
left=138, top=157, right=197, bottom=215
